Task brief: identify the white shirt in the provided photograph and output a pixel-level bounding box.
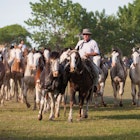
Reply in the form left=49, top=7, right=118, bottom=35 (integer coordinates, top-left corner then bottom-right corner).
left=18, top=43, right=26, bottom=52
left=10, top=48, right=16, bottom=59
left=15, top=48, right=22, bottom=60
left=75, top=39, right=100, bottom=59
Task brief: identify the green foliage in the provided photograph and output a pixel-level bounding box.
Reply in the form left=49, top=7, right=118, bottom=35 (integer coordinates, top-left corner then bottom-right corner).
left=116, top=0, right=140, bottom=55
left=25, top=0, right=91, bottom=49
left=1, top=0, right=140, bottom=56
left=0, top=24, right=30, bottom=45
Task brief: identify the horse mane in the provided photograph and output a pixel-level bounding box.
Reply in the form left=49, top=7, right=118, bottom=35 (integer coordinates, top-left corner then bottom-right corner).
left=50, top=51, right=60, bottom=59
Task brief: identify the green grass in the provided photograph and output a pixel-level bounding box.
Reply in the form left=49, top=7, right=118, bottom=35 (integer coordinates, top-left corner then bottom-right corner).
left=0, top=73, right=140, bottom=140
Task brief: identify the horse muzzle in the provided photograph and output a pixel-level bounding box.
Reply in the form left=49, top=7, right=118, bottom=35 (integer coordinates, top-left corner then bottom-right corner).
left=52, top=71, right=59, bottom=77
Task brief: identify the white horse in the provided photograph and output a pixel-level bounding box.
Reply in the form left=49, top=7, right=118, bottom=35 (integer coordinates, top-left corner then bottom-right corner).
left=22, top=50, right=36, bottom=108
left=110, top=48, right=127, bottom=107
left=94, top=57, right=109, bottom=107
left=1, top=47, right=17, bottom=102
left=129, top=49, right=140, bottom=106
left=23, top=48, right=51, bottom=109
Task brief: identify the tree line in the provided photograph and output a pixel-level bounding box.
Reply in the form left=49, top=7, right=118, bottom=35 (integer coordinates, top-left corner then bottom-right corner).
left=0, top=0, right=140, bottom=56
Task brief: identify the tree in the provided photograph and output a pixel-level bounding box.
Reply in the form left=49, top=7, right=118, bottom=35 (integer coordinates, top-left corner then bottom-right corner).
left=116, top=0, right=140, bottom=55
left=25, top=0, right=94, bottom=50
left=0, top=24, right=30, bottom=46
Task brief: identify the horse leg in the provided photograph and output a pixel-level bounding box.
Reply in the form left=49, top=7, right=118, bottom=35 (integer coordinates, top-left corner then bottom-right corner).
left=84, top=92, right=92, bottom=119
left=93, top=84, right=100, bottom=107
left=18, top=79, right=24, bottom=103
left=38, top=92, right=45, bottom=121
left=23, top=83, right=30, bottom=108
left=99, top=82, right=107, bottom=107
left=9, top=78, right=15, bottom=98
left=119, top=82, right=124, bottom=107
left=78, top=95, right=85, bottom=121
left=131, top=82, right=136, bottom=105
left=68, top=89, right=75, bottom=122
left=33, top=89, right=37, bottom=110
left=137, top=85, right=140, bottom=107
left=112, top=82, right=118, bottom=106
left=55, top=94, right=62, bottom=118
left=35, top=83, right=41, bottom=109
left=14, top=80, right=19, bottom=102
left=48, top=92, right=55, bottom=120
left=61, top=93, right=67, bottom=117
left=0, top=85, right=5, bottom=106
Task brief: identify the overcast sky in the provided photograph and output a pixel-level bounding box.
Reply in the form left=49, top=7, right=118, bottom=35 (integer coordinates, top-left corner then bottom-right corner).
left=0, top=0, right=134, bottom=28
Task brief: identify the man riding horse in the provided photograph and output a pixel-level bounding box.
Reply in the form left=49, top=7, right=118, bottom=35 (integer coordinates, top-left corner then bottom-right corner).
left=75, top=28, right=99, bottom=92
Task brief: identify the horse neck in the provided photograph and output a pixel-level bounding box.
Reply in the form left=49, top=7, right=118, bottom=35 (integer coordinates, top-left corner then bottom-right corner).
left=44, top=62, right=51, bottom=74
left=3, top=58, right=10, bottom=72
left=24, top=62, right=32, bottom=76
left=135, top=57, right=140, bottom=73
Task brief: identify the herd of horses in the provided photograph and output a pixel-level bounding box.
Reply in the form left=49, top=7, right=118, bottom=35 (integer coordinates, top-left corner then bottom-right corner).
left=0, top=46, right=140, bottom=122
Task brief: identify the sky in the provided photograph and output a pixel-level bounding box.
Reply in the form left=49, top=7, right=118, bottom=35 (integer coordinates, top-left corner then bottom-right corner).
left=0, top=0, right=134, bottom=28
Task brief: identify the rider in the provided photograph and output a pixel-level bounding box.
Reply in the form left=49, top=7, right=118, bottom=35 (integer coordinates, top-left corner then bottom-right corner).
left=75, top=28, right=100, bottom=91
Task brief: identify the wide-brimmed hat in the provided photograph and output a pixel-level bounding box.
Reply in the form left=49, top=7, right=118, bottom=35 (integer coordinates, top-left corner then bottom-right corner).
left=82, top=28, right=92, bottom=35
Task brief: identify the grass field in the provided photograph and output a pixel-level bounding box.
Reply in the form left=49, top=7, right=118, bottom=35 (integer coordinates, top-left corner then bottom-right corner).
left=0, top=72, right=140, bottom=140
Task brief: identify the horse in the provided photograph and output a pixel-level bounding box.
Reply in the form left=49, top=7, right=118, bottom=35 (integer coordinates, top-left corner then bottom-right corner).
left=129, top=49, right=140, bottom=106
left=38, top=51, right=68, bottom=120
left=33, top=48, right=50, bottom=110
left=110, top=48, right=127, bottom=107
left=10, top=47, right=24, bottom=103
left=0, top=51, right=5, bottom=105
left=94, top=57, right=109, bottom=107
left=0, top=47, right=12, bottom=101
left=22, top=49, right=36, bottom=108
left=66, top=49, right=98, bottom=122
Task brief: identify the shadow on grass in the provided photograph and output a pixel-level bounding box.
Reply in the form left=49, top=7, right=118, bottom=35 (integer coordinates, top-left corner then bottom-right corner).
left=96, top=113, right=140, bottom=120
left=0, top=132, right=140, bottom=140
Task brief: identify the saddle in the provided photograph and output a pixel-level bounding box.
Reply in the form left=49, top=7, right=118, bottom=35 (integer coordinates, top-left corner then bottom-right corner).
left=82, top=59, right=99, bottom=85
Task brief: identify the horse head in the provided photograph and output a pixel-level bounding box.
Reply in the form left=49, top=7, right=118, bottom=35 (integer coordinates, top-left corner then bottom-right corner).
left=43, top=48, right=50, bottom=63
left=131, top=51, right=140, bottom=67
left=49, top=51, right=60, bottom=77
left=69, top=49, right=81, bottom=73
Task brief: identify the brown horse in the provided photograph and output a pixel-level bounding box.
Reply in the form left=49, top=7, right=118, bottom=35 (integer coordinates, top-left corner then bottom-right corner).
left=0, top=52, right=5, bottom=105
left=38, top=51, right=65, bottom=120
left=67, top=49, right=98, bottom=122
left=10, top=48, right=24, bottom=102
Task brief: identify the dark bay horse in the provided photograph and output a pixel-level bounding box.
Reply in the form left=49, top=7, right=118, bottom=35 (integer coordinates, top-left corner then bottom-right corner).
left=38, top=51, right=68, bottom=120
left=110, top=48, right=127, bottom=107
left=67, top=49, right=97, bottom=122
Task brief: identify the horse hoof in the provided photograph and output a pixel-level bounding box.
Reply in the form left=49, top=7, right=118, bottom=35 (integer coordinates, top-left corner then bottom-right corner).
left=84, top=114, right=88, bottom=118
left=77, top=117, right=83, bottom=121
left=27, top=103, right=31, bottom=108
left=49, top=117, right=54, bottom=121
left=68, top=119, right=73, bottom=123
left=132, top=102, right=136, bottom=105
left=55, top=113, right=59, bottom=118
left=38, top=114, right=42, bottom=121
left=119, top=103, right=123, bottom=107
left=102, top=102, right=107, bottom=107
